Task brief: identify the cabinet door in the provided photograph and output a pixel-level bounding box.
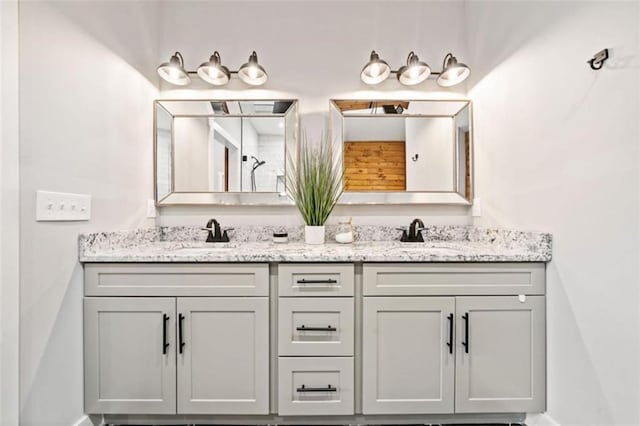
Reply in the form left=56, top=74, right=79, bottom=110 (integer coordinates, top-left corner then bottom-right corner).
left=177, top=297, right=269, bottom=414
left=362, top=297, right=455, bottom=414
left=84, top=297, right=176, bottom=414
left=455, top=296, right=546, bottom=413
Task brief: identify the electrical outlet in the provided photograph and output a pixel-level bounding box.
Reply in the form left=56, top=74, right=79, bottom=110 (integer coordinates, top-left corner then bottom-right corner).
left=36, top=190, right=91, bottom=221
left=471, top=198, right=482, bottom=217
left=146, top=199, right=157, bottom=218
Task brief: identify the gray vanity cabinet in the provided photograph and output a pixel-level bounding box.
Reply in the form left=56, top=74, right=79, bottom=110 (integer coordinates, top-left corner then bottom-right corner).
left=83, top=263, right=270, bottom=416
left=362, top=263, right=546, bottom=415
left=84, top=297, right=177, bottom=414
left=362, top=297, right=456, bottom=414
left=455, top=295, right=546, bottom=413
left=177, top=297, right=269, bottom=414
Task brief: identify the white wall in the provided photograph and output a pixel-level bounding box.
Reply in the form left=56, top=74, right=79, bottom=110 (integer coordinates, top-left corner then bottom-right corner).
left=405, top=117, right=454, bottom=191
left=156, top=0, right=472, bottom=227
left=1, top=1, right=20, bottom=425
left=173, top=118, right=210, bottom=192
left=214, top=117, right=242, bottom=192
left=18, top=2, right=159, bottom=425
left=242, top=119, right=259, bottom=191
left=466, top=2, right=639, bottom=425
left=343, top=117, right=406, bottom=141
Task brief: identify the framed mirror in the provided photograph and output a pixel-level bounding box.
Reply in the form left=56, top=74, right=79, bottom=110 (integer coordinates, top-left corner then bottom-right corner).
left=330, top=99, right=473, bottom=205
left=155, top=99, right=298, bottom=205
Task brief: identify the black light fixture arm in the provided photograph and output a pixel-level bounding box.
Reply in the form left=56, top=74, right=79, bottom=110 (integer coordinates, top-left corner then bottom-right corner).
left=442, top=52, right=454, bottom=69
left=386, top=51, right=447, bottom=78
left=174, top=51, right=185, bottom=66
left=185, top=69, right=240, bottom=75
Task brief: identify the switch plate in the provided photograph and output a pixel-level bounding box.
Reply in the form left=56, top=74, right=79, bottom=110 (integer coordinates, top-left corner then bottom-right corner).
left=36, top=190, right=91, bottom=221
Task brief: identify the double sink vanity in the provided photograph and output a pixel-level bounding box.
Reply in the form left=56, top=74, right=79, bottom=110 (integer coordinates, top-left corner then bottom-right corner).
left=79, top=224, right=551, bottom=425
left=81, top=97, right=551, bottom=424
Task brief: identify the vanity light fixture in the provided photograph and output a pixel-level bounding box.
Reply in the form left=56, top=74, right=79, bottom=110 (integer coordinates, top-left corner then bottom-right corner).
left=197, top=51, right=230, bottom=85
left=157, top=52, right=191, bottom=86
left=397, top=52, right=431, bottom=86
left=158, top=50, right=268, bottom=86
left=360, top=50, right=391, bottom=85
left=436, top=53, right=471, bottom=87
left=360, top=50, right=470, bottom=87
left=238, top=51, right=269, bottom=86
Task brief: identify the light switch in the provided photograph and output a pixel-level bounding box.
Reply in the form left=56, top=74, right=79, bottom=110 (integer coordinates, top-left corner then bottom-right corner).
left=36, top=190, right=91, bottom=221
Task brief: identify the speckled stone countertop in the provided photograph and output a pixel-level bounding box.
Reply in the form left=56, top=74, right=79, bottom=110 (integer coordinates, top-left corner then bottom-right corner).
left=78, top=225, right=552, bottom=263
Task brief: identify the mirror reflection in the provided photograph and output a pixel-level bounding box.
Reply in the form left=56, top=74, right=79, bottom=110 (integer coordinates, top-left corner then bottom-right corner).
left=331, top=100, right=472, bottom=204
left=155, top=100, right=297, bottom=205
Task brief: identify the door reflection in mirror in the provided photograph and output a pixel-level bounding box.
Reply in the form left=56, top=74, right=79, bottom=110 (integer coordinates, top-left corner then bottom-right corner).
left=331, top=100, right=472, bottom=204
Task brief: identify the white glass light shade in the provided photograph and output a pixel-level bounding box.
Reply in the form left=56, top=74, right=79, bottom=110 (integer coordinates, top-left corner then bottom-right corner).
left=360, top=50, right=391, bottom=85
left=157, top=52, right=190, bottom=86
left=197, top=52, right=230, bottom=85
left=238, top=51, right=268, bottom=86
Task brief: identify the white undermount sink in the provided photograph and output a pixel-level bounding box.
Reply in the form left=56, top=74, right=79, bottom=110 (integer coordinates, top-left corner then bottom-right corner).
left=397, top=244, right=463, bottom=254
left=174, top=244, right=237, bottom=254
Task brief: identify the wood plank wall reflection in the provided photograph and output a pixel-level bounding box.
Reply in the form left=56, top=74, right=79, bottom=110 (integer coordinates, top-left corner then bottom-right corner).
left=344, top=141, right=406, bottom=191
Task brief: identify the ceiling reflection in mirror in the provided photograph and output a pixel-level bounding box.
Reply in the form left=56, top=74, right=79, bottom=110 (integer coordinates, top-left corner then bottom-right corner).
left=331, top=100, right=472, bottom=205
left=155, top=100, right=297, bottom=206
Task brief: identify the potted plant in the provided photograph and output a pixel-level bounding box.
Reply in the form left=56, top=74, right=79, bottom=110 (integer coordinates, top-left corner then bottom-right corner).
left=287, top=134, right=343, bottom=244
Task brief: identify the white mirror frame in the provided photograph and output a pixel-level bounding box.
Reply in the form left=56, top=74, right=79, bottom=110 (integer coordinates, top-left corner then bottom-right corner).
left=330, top=99, right=474, bottom=205
left=154, top=99, right=298, bottom=206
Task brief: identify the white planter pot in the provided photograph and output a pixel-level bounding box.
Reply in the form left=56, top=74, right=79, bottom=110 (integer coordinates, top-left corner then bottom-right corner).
left=304, top=225, right=325, bottom=245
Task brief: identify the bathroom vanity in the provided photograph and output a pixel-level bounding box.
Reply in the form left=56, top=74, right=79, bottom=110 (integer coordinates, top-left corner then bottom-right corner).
left=79, top=226, right=551, bottom=425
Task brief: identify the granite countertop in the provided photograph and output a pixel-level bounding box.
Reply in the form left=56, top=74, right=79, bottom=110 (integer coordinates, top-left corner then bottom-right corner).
left=78, top=225, right=552, bottom=263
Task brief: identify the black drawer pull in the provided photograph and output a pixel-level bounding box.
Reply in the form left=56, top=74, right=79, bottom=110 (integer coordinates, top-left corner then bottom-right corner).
left=162, top=314, right=170, bottom=355
left=462, top=312, right=469, bottom=354
left=296, top=325, right=337, bottom=332
left=178, top=313, right=185, bottom=354
left=296, top=384, right=337, bottom=392
left=296, top=278, right=338, bottom=284
left=446, top=313, right=453, bottom=355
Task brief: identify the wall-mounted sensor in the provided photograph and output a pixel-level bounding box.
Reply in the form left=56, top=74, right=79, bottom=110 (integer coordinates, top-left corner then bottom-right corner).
left=242, top=155, right=248, bottom=162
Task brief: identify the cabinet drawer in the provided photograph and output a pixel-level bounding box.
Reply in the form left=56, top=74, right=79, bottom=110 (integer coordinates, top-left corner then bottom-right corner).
left=278, top=264, right=354, bottom=297
left=84, top=263, right=269, bottom=297
left=278, top=357, right=354, bottom=416
left=363, top=263, right=545, bottom=296
left=278, top=298, right=354, bottom=356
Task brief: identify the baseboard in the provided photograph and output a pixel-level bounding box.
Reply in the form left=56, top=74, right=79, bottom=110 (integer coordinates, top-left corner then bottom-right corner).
left=527, top=413, right=561, bottom=426
left=72, top=414, right=104, bottom=426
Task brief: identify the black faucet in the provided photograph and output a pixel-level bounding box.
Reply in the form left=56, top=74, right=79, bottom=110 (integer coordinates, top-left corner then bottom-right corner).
left=400, top=218, right=425, bottom=242
left=204, top=218, right=231, bottom=243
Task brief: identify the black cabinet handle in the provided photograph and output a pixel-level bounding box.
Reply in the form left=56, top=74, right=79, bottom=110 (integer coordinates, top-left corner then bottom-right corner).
left=296, top=325, right=337, bottom=332
left=296, top=384, right=337, bottom=392
left=462, top=312, right=469, bottom=354
left=446, top=313, right=454, bottom=354
left=178, top=313, right=185, bottom=354
left=162, top=314, right=170, bottom=355
left=296, top=278, right=337, bottom=284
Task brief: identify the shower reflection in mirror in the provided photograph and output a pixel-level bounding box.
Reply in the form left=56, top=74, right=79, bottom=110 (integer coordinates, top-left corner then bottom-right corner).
left=169, top=115, right=284, bottom=193
left=155, top=100, right=295, bottom=203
